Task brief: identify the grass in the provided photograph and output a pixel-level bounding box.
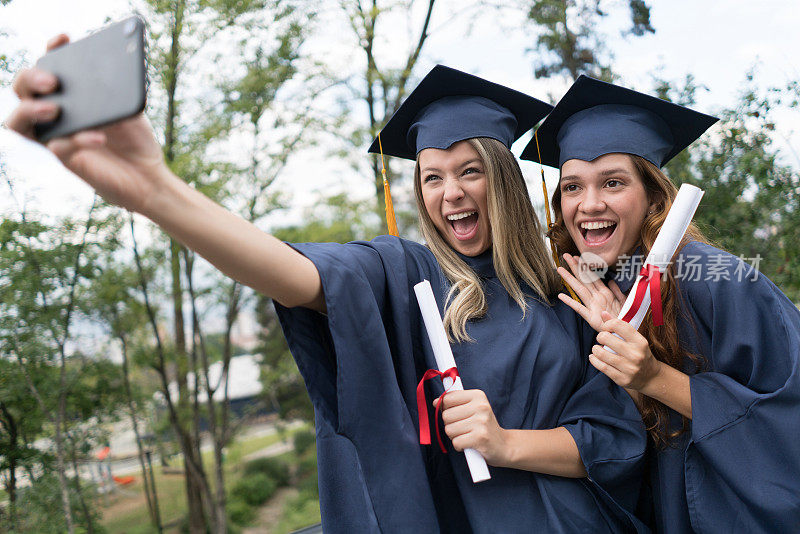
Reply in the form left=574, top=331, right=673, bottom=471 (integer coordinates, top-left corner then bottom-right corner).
left=100, top=472, right=188, bottom=534
left=274, top=495, right=321, bottom=534
left=100, top=424, right=305, bottom=533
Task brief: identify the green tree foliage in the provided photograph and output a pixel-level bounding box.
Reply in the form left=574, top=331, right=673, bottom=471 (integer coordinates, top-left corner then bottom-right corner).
left=80, top=246, right=164, bottom=530
left=526, top=0, right=654, bottom=81
left=0, top=205, right=129, bottom=533
left=132, top=1, right=321, bottom=531
left=14, top=473, right=107, bottom=534
left=0, top=359, right=53, bottom=530
left=659, top=73, right=800, bottom=301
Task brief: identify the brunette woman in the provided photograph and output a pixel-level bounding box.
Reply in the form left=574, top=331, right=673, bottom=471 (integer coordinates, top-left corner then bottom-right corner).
left=523, top=75, right=800, bottom=533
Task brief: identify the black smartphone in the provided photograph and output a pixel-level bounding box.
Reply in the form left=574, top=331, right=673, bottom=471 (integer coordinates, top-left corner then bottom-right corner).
left=34, top=16, right=147, bottom=143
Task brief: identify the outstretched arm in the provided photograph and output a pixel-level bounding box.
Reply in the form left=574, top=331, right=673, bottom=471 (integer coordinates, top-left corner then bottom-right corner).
left=4, top=35, right=324, bottom=312
left=140, top=165, right=324, bottom=310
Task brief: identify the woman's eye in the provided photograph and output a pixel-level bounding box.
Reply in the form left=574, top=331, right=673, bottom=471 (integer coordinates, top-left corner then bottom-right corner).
left=423, top=174, right=441, bottom=183
left=605, top=179, right=621, bottom=188
left=562, top=183, right=579, bottom=193
left=463, top=167, right=482, bottom=176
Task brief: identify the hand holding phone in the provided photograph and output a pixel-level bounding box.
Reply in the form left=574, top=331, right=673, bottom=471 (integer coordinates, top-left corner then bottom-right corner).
left=33, top=16, right=147, bottom=142
left=4, top=20, right=166, bottom=215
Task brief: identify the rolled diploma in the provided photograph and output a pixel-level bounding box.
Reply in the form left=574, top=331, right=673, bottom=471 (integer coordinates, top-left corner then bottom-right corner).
left=611, top=183, right=705, bottom=334
left=414, top=280, right=491, bottom=483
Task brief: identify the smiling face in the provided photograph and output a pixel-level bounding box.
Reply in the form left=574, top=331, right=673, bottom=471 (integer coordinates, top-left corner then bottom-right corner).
left=559, top=153, right=654, bottom=267
left=418, top=140, right=491, bottom=256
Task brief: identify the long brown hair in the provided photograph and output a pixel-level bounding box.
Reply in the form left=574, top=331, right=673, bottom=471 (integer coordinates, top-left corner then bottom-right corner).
left=549, top=154, right=707, bottom=447
left=414, top=137, right=560, bottom=342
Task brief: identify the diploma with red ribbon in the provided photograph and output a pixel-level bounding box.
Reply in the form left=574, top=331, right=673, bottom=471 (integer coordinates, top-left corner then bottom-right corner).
left=611, top=183, right=704, bottom=334
left=414, top=280, right=491, bottom=483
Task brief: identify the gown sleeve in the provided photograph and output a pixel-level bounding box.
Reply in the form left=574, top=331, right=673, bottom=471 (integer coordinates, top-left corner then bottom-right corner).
left=556, top=309, right=650, bottom=533
left=678, top=245, right=800, bottom=532
left=274, top=237, right=442, bottom=533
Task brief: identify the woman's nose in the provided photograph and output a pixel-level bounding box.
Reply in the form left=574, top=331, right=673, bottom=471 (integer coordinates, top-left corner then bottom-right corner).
left=443, top=177, right=465, bottom=203
left=579, top=188, right=605, bottom=212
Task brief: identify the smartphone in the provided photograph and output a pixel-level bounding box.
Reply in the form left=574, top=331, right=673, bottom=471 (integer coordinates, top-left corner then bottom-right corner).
left=34, top=16, right=147, bottom=143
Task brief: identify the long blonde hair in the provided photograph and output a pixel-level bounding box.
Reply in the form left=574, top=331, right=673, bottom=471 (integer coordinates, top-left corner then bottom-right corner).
left=414, top=137, right=559, bottom=342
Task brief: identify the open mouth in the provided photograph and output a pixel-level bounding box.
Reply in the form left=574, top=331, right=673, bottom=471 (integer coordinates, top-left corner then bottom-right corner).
left=447, top=210, right=479, bottom=241
left=579, top=220, right=617, bottom=246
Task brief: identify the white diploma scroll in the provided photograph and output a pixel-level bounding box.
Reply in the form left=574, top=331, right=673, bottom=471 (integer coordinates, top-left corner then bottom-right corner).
left=614, top=183, right=705, bottom=331
left=414, top=280, right=492, bottom=483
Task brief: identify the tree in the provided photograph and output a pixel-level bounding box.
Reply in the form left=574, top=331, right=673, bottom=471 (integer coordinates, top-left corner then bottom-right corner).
left=0, top=205, right=92, bottom=534
left=0, top=359, right=52, bottom=530
left=337, top=0, right=436, bottom=223
left=81, top=233, right=163, bottom=531
left=526, top=0, right=654, bottom=81
left=0, top=198, right=128, bottom=533
left=6, top=350, right=126, bottom=534
left=179, top=5, right=318, bottom=526
left=127, top=1, right=321, bottom=530
left=658, top=71, right=800, bottom=302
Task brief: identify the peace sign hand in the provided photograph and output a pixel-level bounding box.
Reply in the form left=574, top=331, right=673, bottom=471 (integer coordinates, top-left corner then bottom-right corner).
left=557, top=253, right=626, bottom=332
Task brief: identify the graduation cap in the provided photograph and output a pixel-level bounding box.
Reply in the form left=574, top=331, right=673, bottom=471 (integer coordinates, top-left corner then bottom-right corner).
left=520, top=75, right=718, bottom=169
left=368, top=65, right=552, bottom=236
left=368, top=65, right=553, bottom=160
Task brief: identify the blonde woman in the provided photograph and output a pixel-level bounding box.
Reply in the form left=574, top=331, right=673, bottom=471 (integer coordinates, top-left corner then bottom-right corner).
left=7, top=42, right=646, bottom=533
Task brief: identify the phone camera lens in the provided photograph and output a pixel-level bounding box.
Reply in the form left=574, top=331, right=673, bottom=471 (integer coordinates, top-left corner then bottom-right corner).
left=123, top=20, right=137, bottom=36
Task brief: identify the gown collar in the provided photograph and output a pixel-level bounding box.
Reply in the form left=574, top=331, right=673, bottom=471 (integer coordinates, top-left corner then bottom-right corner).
left=457, top=247, right=496, bottom=279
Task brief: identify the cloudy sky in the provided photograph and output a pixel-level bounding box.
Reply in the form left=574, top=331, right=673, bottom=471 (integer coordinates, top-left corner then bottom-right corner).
left=1, top=0, right=798, bottom=224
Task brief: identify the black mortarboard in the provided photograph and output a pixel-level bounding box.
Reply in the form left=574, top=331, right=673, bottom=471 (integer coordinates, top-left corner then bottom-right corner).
left=520, top=75, right=718, bottom=169
left=368, top=65, right=553, bottom=160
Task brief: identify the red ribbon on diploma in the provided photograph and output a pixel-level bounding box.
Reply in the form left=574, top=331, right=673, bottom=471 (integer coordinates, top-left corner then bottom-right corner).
left=416, top=367, right=459, bottom=453
left=622, top=264, right=664, bottom=326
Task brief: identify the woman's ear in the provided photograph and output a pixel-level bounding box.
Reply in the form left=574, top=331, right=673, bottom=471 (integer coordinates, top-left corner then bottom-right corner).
left=646, top=192, right=661, bottom=215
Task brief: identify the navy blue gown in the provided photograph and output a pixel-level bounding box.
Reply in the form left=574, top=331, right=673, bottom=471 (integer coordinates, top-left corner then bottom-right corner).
left=276, top=235, right=647, bottom=533
left=619, top=241, right=800, bottom=533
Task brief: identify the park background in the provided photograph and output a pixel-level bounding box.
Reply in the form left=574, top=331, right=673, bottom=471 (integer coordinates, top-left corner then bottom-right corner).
left=1, top=0, right=799, bottom=532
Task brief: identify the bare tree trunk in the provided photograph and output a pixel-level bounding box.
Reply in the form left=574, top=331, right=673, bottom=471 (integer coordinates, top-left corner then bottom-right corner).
left=51, top=199, right=98, bottom=534
left=184, top=249, right=229, bottom=534
left=351, top=0, right=436, bottom=219
left=130, top=217, right=215, bottom=533
left=0, top=402, right=19, bottom=529
left=160, top=1, right=213, bottom=530
left=66, top=433, right=95, bottom=534
left=213, top=283, right=241, bottom=534
left=119, top=331, right=160, bottom=529
left=53, top=411, right=75, bottom=534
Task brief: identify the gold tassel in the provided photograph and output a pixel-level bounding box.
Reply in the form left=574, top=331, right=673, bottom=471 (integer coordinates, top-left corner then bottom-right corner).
left=378, top=133, right=399, bottom=236
left=534, top=131, right=581, bottom=303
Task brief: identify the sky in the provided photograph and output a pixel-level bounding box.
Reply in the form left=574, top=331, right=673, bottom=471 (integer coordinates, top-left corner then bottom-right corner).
left=1, top=0, right=798, bottom=225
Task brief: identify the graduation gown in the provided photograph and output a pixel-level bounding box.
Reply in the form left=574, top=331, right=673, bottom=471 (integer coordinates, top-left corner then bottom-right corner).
left=276, top=235, right=647, bottom=533
left=623, top=241, right=800, bottom=533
